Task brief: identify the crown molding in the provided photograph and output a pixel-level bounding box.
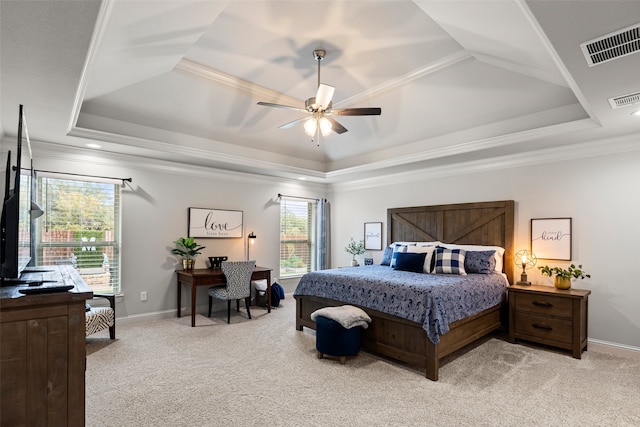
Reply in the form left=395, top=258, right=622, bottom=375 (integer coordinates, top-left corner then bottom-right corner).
left=325, top=116, right=596, bottom=181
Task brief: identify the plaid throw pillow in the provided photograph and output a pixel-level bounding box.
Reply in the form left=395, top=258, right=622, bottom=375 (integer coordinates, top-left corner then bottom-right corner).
left=390, top=244, right=408, bottom=268
left=434, top=248, right=467, bottom=275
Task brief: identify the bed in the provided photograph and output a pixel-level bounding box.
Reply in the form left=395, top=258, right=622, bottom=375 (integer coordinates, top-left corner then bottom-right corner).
left=294, top=200, right=515, bottom=381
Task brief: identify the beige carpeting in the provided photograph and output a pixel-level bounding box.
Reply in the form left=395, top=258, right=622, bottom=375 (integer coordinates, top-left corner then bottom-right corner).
left=86, top=298, right=640, bottom=426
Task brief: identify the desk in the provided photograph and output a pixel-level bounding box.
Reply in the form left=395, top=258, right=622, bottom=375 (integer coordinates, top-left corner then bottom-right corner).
left=176, top=266, right=272, bottom=327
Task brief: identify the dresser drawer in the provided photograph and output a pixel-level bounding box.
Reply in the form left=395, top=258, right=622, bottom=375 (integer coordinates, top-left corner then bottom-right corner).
left=514, top=292, right=572, bottom=318
left=514, top=312, right=573, bottom=345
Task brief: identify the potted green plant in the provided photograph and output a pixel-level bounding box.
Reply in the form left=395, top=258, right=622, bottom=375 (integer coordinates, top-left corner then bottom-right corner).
left=345, top=238, right=366, bottom=267
left=538, top=264, right=591, bottom=290
left=171, top=237, right=206, bottom=270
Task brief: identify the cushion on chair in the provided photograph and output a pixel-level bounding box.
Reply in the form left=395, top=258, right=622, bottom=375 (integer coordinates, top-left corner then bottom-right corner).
left=86, top=306, right=115, bottom=337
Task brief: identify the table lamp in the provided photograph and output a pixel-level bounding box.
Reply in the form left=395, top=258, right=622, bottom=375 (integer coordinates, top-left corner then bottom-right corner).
left=514, top=249, right=537, bottom=285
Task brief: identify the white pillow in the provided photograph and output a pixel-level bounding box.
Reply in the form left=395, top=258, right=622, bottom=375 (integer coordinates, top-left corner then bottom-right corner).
left=440, top=243, right=505, bottom=273
left=406, top=245, right=436, bottom=273
left=252, top=279, right=268, bottom=291
left=387, top=242, right=416, bottom=248
left=415, top=241, right=441, bottom=247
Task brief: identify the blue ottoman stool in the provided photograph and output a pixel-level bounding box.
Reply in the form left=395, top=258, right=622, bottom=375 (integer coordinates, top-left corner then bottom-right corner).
left=315, top=315, right=363, bottom=364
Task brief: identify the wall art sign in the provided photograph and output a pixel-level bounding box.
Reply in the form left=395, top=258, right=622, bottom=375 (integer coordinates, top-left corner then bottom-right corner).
left=531, top=217, right=572, bottom=260
left=364, top=222, right=383, bottom=250
left=188, top=208, right=243, bottom=238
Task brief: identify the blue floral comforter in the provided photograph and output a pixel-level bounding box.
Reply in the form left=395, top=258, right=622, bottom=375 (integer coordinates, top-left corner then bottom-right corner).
left=293, top=265, right=508, bottom=344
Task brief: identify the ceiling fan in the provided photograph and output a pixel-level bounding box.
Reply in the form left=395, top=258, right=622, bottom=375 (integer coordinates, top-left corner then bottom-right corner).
left=257, top=49, right=381, bottom=144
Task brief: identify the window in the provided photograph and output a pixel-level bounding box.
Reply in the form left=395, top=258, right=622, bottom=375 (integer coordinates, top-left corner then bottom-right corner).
left=279, top=198, right=318, bottom=277
left=35, top=174, right=121, bottom=294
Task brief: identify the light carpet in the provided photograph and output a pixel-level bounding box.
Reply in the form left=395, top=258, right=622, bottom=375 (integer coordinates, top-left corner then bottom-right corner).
left=86, top=298, right=640, bottom=426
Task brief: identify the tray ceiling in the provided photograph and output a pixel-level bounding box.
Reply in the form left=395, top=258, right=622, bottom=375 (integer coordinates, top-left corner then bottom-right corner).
left=1, top=1, right=639, bottom=183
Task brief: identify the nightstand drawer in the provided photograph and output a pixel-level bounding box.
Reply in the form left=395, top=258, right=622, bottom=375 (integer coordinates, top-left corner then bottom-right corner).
left=515, top=292, right=572, bottom=318
left=514, top=312, right=572, bottom=345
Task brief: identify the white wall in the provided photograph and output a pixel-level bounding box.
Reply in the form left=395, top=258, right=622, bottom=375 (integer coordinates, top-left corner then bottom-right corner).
left=329, top=149, right=640, bottom=349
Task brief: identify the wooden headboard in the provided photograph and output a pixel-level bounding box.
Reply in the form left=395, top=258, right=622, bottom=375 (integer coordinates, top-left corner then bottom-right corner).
left=387, top=200, right=515, bottom=284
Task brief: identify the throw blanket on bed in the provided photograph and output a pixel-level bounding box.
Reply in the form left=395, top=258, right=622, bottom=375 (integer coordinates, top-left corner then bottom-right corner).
left=294, top=265, right=507, bottom=344
left=310, top=305, right=372, bottom=329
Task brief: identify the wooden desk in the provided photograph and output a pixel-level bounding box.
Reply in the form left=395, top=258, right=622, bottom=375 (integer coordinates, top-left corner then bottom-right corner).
left=176, top=266, right=272, bottom=327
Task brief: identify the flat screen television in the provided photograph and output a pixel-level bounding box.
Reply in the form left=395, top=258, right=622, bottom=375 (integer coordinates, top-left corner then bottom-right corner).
left=1, top=105, right=33, bottom=281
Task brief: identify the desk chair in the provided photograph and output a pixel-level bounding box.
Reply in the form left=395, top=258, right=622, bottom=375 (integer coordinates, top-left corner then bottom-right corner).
left=86, top=294, right=116, bottom=339
left=208, top=260, right=255, bottom=323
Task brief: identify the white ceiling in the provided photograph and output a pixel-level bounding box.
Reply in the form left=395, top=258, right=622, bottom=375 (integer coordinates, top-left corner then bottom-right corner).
left=1, top=0, right=639, bottom=184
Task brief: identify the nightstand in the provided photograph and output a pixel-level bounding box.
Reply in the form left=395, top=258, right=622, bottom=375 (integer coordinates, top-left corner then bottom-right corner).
left=508, top=284, right=591, bottom=358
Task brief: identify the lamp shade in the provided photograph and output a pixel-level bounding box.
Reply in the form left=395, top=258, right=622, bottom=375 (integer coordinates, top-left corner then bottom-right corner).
left=514, top=249, right=537, bottom=270
left=304, top=118, right=317, bottom=136
left=247, top=232, right=257, bottom=261
left=318, top=117, right=332, bottom=136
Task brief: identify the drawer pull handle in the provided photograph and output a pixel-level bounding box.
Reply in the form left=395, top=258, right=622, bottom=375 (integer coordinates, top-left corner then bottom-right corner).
left=532, top=323, right=552, bottom=331
left=532, top=301, right=553, bottom=308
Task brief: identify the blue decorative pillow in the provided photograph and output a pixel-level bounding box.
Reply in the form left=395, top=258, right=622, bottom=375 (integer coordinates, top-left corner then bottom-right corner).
left=380, top=246, right=393, bottom=266
left=464, top=250, right=496, bottom=274
left=434, top=248, right=467, bottom=275
left=394, top=252, right=427, bottom=273
left=390, top=244, right=407, bottom=268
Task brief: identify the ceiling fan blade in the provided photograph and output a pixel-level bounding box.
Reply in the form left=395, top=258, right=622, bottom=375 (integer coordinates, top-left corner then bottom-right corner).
left=330, top=107, right=382, bottom=116
left=315, top=84, right=335, bottom=110
left=325, top=116, right=348, bottom=134
left=278, top=117, right=308, bottom=130
left=257, top=101, right=308, bottom=114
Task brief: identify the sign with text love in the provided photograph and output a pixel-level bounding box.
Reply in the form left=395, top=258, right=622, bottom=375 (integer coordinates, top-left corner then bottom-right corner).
left=188, top=208, right=243, bottom=238
left=531, top=217, right=572, bottom=261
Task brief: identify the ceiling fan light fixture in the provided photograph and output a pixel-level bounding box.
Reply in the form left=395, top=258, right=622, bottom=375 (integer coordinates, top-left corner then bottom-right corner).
left=304, top=117, right=318, bottom=136
left=319, top=117, right=332, bottom=136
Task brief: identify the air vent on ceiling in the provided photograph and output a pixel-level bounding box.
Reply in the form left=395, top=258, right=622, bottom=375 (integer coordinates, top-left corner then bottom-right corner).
left=580, top=23, right=640, bottom=67
left=608, top=91, right=640, bottom=109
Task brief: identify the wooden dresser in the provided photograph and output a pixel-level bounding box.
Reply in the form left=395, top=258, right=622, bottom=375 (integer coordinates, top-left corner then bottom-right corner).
left=508, top=284, right=590, bottom=358
left=0, top=266, right=93, bottom=426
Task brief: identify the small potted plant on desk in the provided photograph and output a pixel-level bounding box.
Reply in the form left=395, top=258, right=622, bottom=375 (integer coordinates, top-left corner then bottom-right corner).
left=171, top=237, right=206, bottom=270
left=538, top=263, right=591, bottom=290
left=345, top=238, right=366, bottom=267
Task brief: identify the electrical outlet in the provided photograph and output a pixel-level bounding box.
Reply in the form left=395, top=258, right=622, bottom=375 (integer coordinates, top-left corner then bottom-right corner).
left=140, top=291, right=147, bottom=301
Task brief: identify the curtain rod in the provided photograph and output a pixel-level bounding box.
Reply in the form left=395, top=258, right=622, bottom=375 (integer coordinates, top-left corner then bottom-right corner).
left=277, top=193, right=321, bottom=202
left=32, top=169, right=132, bottom=184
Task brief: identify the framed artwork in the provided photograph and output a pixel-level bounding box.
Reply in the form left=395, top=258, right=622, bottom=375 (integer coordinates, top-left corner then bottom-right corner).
left=531, top=217, right=572, bottom=260
left=364, top=222, right=383, bottom=250
left=188, top=208, right=243, bottom=238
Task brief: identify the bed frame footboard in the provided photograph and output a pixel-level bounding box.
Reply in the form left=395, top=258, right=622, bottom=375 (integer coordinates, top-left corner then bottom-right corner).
left=295, top=294, right=504, bottom=381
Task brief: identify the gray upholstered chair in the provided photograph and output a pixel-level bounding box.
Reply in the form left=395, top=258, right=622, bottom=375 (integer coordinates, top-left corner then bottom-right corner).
left=86, top=294, right=116, bottom=339
left=208, top=260, right=256, bottom=323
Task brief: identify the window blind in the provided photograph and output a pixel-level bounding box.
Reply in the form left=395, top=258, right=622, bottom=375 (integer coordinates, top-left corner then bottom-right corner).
left=35, top=175, right=121, bottom=294
left=279, top=197, right=317, bottom=277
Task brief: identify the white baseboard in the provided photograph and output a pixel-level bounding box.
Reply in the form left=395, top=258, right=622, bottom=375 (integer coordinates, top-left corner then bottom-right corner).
left=115, top=309, right=179, bottom=326
left=587, top=338, right=640, bottom=360
left=114, top=298, right=276, bottom=326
